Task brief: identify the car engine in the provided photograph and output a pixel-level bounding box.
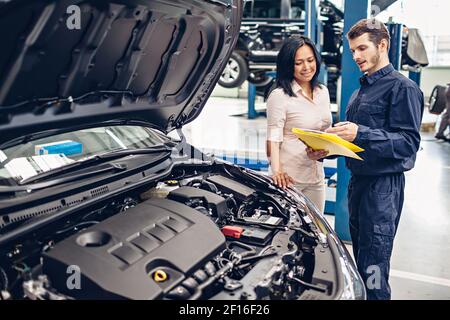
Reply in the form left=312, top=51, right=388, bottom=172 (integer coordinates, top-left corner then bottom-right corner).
left=0, top=164, right=333, bottom=300
left=42, top=198, right=226, bottom=299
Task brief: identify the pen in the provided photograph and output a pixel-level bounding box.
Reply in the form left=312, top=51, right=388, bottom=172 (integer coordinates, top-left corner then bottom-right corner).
left=334, top=121, right=350, bottom=127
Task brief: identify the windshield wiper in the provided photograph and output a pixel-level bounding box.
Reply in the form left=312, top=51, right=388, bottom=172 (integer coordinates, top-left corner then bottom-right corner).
left=20, top=162, right=127, bottom=186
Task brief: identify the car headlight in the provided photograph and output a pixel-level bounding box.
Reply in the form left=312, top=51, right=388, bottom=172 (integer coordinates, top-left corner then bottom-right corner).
left=338, top=251, right=366, bottom=300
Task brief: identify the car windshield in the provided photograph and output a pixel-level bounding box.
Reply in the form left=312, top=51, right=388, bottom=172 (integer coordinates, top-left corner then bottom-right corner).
left=0, top=125, right=172, bottom=185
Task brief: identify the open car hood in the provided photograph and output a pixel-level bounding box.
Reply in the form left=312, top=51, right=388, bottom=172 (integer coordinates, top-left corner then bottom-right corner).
left=0, top=0, right=242, bottom=145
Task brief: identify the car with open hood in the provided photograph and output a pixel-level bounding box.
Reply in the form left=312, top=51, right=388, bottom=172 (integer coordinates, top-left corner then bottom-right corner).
left=0, top=0, right=365, bottom=300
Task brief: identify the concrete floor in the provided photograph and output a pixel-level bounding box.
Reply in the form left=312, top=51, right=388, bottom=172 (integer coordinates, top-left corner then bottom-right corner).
left=182, top=95, right=450, bottom=300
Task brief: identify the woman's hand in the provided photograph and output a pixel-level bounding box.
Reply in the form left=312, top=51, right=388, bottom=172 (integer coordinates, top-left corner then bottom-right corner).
left=271, top=171, right=294, bottom=189
left=305, top=147, right=329, bottom=161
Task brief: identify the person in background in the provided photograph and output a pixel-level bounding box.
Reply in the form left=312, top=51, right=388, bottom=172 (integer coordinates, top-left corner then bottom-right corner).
left=266, top=35, right=332, bottom=213
left=435, top=84, right=450, bottom=141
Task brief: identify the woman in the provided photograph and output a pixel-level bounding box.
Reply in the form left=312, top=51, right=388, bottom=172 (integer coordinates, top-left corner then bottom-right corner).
left=266, top=35, right=332, bottom=213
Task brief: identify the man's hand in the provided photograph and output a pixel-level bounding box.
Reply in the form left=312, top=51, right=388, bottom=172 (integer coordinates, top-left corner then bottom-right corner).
left=306, top=147, right=329, bottom=160
left=325, top=121, right=358, bottom=142
left=271, top=171, right=294, bottom=189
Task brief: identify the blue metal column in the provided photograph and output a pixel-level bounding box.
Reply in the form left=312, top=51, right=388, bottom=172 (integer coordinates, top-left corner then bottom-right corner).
left=305, top=0, right=325, bottom=84
left=335, top=0, right=371, bottom=241
left=304, top=0, right=317, bottom=41
left=247, top=71, right=277, bottom=119
left=315, top=7, right=322, bottom=51
left=409, top=70, right=421, bottom=86
left=247, top=83, right=258, bottom=119
left=319, top=63, right=328, bottom=85
left=387, top=23, right=403, bottom=70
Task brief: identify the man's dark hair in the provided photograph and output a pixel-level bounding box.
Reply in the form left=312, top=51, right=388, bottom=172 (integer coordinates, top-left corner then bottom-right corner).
left=275, top=35, right=322, bottom=97
left=347, top=18, right=391, bottom=49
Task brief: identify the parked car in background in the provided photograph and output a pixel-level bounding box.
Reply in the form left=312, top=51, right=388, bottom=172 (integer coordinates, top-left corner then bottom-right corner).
left=218, top=0, right=343, bottom=102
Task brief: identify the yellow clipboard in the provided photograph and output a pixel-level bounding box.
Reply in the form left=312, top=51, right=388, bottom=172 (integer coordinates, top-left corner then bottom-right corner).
left=292, top=128, right=365, bottom=161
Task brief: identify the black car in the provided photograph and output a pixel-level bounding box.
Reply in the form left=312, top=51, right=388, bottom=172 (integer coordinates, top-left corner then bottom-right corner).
left=218, top=0, right=343, bottom=99
left=0, top=0, right=365, bottom=300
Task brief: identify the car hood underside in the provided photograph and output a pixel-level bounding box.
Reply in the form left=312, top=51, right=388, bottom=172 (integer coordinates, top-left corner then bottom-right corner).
left=0, top=0, right=241, bottom=145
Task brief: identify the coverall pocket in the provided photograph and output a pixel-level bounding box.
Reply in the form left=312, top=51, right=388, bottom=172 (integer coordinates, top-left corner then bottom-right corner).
left=365, top=190, right=398, bottom=263
left=371, top=223, right=395, bottom=260
left=370, top=176, right=393, bottom=195
left=357, top=104, right=386, bottom=128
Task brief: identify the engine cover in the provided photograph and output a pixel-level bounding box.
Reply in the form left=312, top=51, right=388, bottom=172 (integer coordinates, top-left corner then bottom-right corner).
left=42, top=198, right=226, bottom=299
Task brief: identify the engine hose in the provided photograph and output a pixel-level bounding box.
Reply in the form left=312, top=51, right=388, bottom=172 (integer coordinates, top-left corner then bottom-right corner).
left=227, top=241, right=256, bottom=258
left=291, top=226, right=316, bottom=239
left=237, top=196, right=257, bottom=218
left=241, top=251, right=277, bottom=263
left=290, top=276, right=327, bottom=293
left=204, top=181, right=219, bottom=193
left=55, top=221, right=99, bottom=235
left=187, top=179, right=218, bottom=193
left=259, top=245, right=275, bottom=255
left=260, top=198, right=288, bottom=219
left=231, top=218, right=286, bottom=230
left=225, top=195, right=238, bottom=211
left=189, top=257, right=240, bottom=300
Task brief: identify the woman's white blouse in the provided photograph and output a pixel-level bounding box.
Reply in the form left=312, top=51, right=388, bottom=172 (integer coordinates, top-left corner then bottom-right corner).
left=267, top=80, right=332, bottom=184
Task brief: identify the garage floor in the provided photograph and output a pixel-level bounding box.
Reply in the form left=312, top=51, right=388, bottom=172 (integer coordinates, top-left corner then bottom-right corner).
left=182, top=96, right=450, bottom=300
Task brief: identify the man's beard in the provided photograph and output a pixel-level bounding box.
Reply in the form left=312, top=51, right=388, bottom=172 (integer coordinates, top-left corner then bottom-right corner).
left=370, top=51, right=381, bottom=66
left=365, top=51, right=381, bottom=72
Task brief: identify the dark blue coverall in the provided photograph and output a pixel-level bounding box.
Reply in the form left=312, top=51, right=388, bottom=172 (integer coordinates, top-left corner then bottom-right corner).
left=345, top=64, right=424, bottom=300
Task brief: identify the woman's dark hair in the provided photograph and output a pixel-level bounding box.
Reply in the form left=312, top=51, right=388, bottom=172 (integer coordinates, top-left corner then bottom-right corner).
left=276, top=35, right=322, bottom=97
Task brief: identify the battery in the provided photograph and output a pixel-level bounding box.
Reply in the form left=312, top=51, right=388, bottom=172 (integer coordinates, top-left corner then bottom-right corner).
left=241, top=215, right=283, bottom=226
left=239, top=226, right=273, bottom=246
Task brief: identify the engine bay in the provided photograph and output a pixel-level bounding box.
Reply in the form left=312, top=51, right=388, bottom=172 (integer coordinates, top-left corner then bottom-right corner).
left=0, top=164, right=334, bottom=300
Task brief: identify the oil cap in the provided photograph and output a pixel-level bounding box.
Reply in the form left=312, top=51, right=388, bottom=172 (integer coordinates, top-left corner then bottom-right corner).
left=165, top=180, right=179, bottom=186
left=153, top=270, right=168, bottom=282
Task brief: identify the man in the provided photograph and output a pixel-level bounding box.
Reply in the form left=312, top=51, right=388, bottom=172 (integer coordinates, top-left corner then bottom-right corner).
left=325, top=19, right=424, bottom=300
